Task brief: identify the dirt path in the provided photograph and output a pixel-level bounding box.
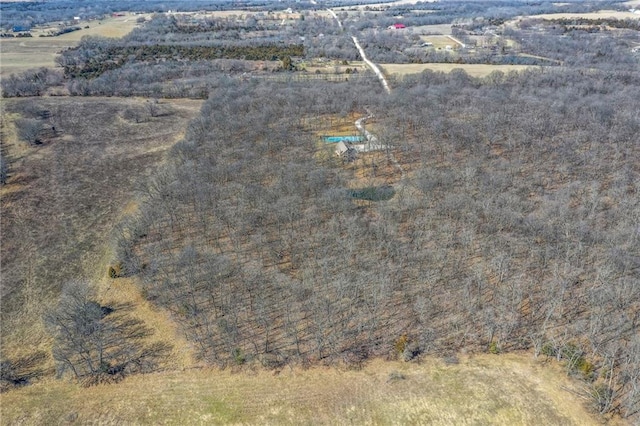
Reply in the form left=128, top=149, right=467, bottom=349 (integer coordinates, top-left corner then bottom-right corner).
left=327, top=8, right=343, bottom=30
left=327, top=8, right=391, bottom=94
left=351, top=36, right=392, bottom=94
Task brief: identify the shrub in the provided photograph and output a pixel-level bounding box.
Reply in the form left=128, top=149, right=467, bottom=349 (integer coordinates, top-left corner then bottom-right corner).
left=394, top=334, right=408, bottom=355
left=402, top=341, right=422, bottom=362
left=232, top=348, right=245, bottom=365
left=541, top=342, right=557, bottom=357
left=561, top=343, right=594, bottom=380
left=108, top=264, right=122, bottom=279
left=591, top=383, right=614, bottom=414
left=0, top=151, right=8, bottom=185
left=15, top=118, right=43, bottom=145
left=387, top=370, right=406, bottom=382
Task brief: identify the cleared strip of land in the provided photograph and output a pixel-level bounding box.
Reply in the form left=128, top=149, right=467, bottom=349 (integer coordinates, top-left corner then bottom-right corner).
left=381, top=63, right=534, bottom=77
left=0, top=354, right=602, bottom=425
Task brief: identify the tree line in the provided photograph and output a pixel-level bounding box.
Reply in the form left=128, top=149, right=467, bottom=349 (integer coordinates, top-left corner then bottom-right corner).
left=58, top=39, right=304, bottom=79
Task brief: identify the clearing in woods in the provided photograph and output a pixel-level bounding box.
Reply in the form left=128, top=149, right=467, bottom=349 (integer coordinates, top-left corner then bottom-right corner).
left=419, top=35, right=458, bottom=49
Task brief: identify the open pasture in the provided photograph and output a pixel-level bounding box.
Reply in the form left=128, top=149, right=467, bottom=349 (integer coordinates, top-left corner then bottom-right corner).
left=420, top=35, right=458, bottom=49
left=0, top=15, right=145, bottom=76
left=523, top=10, right=640, bottom=20
left=412, top=23, right=453, bottom=35
left=381, top=63, right=534, bottom=77
left=338, top=0, right=437, bottom=10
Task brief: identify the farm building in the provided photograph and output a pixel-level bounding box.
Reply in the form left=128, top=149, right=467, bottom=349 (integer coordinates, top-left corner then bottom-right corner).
left=12, top=25, right=31, bottom=33
left=388, top=23, right=406, bottom=30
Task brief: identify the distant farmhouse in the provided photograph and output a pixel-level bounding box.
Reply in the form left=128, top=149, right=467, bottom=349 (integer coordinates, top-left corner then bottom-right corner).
left=388, top=23, right=406, bottom=30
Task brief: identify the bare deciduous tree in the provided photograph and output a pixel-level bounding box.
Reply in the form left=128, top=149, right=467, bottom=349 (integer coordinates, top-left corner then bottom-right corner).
left=44, top=280, right=171, bottom=385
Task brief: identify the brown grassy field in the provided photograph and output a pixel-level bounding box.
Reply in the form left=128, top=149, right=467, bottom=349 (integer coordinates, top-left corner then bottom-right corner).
left=0, top=97, right=203, bottom=362
left=523, top=10, right=640, bottom=20
left=420, top=35, right=457, bottom=49
left=0, top=15, right=146, bottom=76
left=304, top=60, right=367, bottom=75
left=341, top=0, right=436, bottom=9
left=0, top=353, right=609, bottom=425
left=380, top=63, right=534, bottom=77
left=411, top=24, right=453, bottom=35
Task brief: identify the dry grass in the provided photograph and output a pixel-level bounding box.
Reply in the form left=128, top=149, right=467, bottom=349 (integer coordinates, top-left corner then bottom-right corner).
left=523, top=10, right=640, bottom=20
left=0, top=15, right=145, bottom=76
left=0, top=353, right=610, bottom=425
left=381, top=63, right=534, bottom=77
left=340, top=0, right=436, bottom=9
left=0, top=97, right=203, bottom=362
left=412, top=24, right=453, bottom=35
left=420, top=35, right=457, bottom=49
left=304, top=61, right=367, bottom=75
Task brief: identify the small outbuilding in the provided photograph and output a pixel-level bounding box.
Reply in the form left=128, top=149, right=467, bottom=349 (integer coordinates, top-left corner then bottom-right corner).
left=388, top=23, right=406, bottom=30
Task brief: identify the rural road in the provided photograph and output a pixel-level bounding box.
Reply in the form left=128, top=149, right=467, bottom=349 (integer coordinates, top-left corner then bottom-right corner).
left=327, top=9, right=343, bottom=30
left=327, top=8, right=391, bottom=94
left=350, top=36, right=391, bottom=95
left=328, top=9, right=406, bottom=185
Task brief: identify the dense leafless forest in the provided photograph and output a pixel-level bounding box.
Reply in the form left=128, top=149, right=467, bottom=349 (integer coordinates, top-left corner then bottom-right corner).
left=105, top=68, right=639, bottom=418
left=1, top=0, right=640, bottom=422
